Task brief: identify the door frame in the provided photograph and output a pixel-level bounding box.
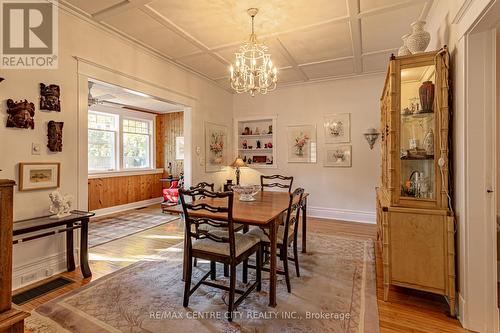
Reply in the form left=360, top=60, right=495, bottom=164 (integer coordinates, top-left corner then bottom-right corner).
left=75, top=57, right=195, bottom=211
left=455, top=1, right=499, bottom=331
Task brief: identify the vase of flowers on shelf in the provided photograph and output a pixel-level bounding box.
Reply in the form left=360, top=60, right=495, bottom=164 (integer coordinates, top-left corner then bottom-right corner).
left=209, top=132, right=224, bottom=164
left=294, top=132, right=309, bottom=156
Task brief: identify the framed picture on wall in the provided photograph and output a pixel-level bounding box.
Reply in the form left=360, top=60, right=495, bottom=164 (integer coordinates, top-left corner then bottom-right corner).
left=286, top=124, right=317, bottom=163
left=19, top=162, right=60, bottom=191
left=324, top=113, right=350, bottom=143
left=324, top=145, right=352, bottom=167
left=205, top=122, right=228, bottom=172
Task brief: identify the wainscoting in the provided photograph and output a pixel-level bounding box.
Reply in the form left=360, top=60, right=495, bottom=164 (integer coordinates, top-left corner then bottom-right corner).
left=88, top=173, right=163, bottom=211
left=156, top=111, right=184, bottom=177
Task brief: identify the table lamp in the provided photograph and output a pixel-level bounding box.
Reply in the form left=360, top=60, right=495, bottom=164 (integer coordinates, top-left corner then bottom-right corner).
left=230, top=157, right=247, bottom=185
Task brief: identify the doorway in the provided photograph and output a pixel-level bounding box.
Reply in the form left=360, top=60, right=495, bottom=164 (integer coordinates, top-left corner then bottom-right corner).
left=85, top=79, right=186, bottom=246
left=456, top=1, right=500, bottom=332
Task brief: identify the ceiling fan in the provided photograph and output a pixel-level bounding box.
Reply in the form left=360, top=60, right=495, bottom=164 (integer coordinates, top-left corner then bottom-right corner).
left=87, top=81, right=116, bottom=107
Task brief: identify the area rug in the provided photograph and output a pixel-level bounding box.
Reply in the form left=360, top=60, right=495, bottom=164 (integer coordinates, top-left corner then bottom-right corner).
left=26, top=233, right=379, bottom=333
left=88, top=209, right=179, bottom=248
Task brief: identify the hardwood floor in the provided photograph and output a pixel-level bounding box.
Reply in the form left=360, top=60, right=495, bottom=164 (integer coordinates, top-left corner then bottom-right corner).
left=17, top=207, right=469, bottom=332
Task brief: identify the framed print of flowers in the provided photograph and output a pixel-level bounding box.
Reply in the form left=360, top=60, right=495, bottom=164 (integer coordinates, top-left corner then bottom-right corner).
left=324, top=113, right=350, bottom=143
left=324, top=145, right=352, bottom=167
left=287, top=125, right=317, bottom=163
left=205, top=122, right=228, bottom=172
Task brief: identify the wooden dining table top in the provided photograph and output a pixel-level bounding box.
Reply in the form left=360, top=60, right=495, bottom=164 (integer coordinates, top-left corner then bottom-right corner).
left=164, top=191, right=308, bottom=226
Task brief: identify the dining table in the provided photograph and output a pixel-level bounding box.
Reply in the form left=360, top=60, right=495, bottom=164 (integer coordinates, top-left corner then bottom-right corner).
left=164, top=190, right=309, bottom=307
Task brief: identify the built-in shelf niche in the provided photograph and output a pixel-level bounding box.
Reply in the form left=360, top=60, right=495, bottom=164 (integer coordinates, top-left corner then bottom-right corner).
left=234, top=115, right=277, bottom=169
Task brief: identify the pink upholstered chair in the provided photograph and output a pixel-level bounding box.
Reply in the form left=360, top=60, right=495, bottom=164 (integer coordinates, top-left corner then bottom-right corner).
left=163, top=180, right=180, bottom=204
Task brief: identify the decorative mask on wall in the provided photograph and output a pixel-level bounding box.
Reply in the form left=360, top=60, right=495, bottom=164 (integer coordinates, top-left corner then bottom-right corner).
left=40, top=83, right=61, bottom=111
left=6, top=99, right=35, bottom=129
left=47, top=121, right=63, bottom=152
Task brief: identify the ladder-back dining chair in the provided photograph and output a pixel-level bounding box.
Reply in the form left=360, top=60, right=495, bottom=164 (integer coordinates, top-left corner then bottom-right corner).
left=189, top=181, right=243, bottom=269
left=247, top=187, right=304, bottom=293
left=260, top=175, right=294, bottom=192
left=179, top=187, right=262, bottom=321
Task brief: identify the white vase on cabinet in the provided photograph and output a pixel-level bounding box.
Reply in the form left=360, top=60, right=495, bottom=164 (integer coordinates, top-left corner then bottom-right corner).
left=406, top=21, right=430, bottom=54
left=398, top=34, right=411, bottom=56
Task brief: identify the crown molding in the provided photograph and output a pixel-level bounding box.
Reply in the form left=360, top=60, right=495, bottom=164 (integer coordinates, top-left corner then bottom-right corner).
left=56, top=0, right=232, bottom=94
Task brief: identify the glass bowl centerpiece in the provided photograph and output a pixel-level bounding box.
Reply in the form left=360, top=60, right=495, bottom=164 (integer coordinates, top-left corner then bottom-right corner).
left=232, top=184, right=260, bottom=201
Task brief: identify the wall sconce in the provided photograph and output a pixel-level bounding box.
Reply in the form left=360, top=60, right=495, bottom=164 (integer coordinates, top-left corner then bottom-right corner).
left=364, top=128, right=380, bottom=149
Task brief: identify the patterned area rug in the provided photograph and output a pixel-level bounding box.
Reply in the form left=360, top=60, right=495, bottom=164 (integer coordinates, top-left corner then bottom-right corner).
left=26, top=233, right=379, bottom=333
left=88, top=209, right=179, bottom=248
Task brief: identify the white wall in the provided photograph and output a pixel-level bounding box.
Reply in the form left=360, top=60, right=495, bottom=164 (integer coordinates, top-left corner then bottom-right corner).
left=233, top=75, right=384, bottom=223
left=1, top=6, right=233, bottom=289
left=425, top=0, right=499, bottom=331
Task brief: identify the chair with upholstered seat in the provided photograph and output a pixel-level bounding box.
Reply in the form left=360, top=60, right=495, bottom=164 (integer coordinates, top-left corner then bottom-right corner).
left=247, top=187, right=304, bottom=293
left=189, top=182, right=244, bottom=271
left=260, top=175, right=294, bottom=192
left=180, top=187, right=262, bottom=321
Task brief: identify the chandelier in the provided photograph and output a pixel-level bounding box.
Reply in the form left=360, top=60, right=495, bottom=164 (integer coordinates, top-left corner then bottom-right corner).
left=229, top=8, right=278, bottom=96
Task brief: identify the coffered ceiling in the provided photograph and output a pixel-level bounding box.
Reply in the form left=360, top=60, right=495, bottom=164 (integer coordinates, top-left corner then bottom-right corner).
left=62, top=0, right=434, bottom=92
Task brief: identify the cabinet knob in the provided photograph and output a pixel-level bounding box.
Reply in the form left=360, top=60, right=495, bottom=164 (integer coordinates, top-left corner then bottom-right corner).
left=487, top=189, right=494, bottom=193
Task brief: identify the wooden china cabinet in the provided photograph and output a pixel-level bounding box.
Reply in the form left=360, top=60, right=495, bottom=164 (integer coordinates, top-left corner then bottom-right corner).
left=376, top=48, right=455, bottom=316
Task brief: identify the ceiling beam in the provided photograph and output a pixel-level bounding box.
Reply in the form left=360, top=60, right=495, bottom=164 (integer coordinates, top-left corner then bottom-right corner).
left=346, top=0, right=363, bottom=74
left=298, top=56, right=355, bottom=67
left=92, top=0, right=153, bottom=21
left=358, top=0, right=429, bottom=18
left=175, top=16, right=350, bottom=61
left=275, top=38, right=309, bottom=82
left=140, top=5, right=230, bottom=67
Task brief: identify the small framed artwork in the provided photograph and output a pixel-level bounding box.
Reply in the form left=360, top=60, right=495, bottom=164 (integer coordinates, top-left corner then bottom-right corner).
left=287, top=124, right=317, bottom=163
left=205, top=122, right=228, bottom=172
left=324, top=145, right=352, bottom=167
left=324, top=113, right=350, bottom=143
left=19, top=162, right=60, bottom=191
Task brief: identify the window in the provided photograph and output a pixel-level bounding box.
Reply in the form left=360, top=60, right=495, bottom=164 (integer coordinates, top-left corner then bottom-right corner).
left=88, top=112, right=118, bottom=171
left=88, top=110, right=154, bottom=173
left=122, top=119, right=151, bottom=169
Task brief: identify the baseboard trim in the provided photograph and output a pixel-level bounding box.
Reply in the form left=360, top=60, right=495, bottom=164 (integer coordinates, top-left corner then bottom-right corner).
left=12, top=249, right=79, bottom=291
left=458, top=293, right=466, bottom=327
left=307, top=206, right=376, bottom=224
left=92, top=197, right=164, bottom=217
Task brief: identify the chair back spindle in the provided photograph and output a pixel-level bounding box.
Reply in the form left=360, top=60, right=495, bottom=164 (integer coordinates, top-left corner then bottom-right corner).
left=260, top=175, right=294, bottom=192
left=189, top=182, right=215, bottom=202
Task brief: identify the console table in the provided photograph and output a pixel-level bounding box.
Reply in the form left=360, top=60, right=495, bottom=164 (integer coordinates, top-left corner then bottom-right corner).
left=13, top=210, right=95, bottom=278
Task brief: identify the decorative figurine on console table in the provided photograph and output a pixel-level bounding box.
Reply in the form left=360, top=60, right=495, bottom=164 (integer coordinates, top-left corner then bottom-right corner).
left=49, top=191, right=73, bottom=218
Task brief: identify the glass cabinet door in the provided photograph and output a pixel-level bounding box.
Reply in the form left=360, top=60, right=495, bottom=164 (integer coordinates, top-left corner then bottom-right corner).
left=399, top=64, right=436, bottom=200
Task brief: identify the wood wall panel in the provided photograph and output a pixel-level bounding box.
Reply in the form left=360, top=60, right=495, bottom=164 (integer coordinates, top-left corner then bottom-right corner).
left=88, top=173, right=163, bottom=211
left=156, top=112, right=184, bottom=177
